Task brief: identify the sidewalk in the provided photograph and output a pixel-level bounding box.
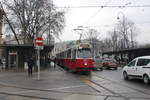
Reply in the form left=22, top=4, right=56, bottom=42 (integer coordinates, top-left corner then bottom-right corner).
left=0, top=66, right=106, bottom=100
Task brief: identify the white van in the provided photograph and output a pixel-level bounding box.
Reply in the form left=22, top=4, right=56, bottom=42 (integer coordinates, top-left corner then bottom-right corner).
left=123, top=56, right=150, bottom=84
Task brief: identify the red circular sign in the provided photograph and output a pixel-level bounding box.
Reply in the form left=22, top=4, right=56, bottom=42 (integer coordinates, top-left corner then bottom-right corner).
left=35, top=37, right=43, bottom=46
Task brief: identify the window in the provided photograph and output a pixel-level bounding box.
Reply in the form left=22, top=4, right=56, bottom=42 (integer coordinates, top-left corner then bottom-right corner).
left=64, top=51, right=67, bottom=58
left=77, top=48, right=92, bottom=58
left=67, top=49, right=71, bottom=58
left=137, top=59, right=150, bottom=66
left=128, top=60, right=136, bottom=67
left=72, top=49, right=76, bottom=59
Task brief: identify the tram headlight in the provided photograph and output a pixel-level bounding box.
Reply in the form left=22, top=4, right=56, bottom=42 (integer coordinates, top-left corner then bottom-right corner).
left=84, top=63, right=87, bottom=66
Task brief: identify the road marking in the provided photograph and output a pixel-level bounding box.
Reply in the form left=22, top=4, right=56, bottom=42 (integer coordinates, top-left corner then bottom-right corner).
left=46, top=85, right=87, bottom=90
left=10, top=90, right=36, bottom=94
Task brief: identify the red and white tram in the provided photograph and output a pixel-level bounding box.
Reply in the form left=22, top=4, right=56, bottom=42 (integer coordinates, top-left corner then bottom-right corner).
left=55, top=43, right=94, bottom=72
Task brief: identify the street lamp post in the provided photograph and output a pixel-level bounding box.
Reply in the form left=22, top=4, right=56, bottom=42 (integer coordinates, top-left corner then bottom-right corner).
left=130, top=29, right=134, bottom=48
left=117, top=11, right=125, bottom=20
left=117, top=11, right=127, bottom=49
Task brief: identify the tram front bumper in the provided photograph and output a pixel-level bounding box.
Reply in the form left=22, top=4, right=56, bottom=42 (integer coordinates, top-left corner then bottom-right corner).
left=76, top=67, right=94, bottom=71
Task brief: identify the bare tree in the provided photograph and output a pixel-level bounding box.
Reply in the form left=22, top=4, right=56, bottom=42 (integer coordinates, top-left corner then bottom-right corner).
left=107, top=29, right=120, bottom=51
left=102, top=17, right=139, bottom=53
left=101, top=38, right=112, bottom=52
left=116, top=17, right=138, bottom=49
left=2, top=0, right=65, bottom=44
left=0, top=9, right=4, bottom=37
left=85, top=28, right=101, bottom=58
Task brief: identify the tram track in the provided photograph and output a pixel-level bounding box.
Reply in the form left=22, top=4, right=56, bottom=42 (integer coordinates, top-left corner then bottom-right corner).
left=0, top=82, right=60, bottom=100
left=0, top=68, right=150, bottom=100
left=0, top=81, right=117, bottom=99
left=0, top=81, right=136, bottom=100
left=78, top=71, right=150, bottom=100
left=0, top=74, right=147, bottom=100
left=52, top=67, right=150, bottom=99
left=92, top=72, right=150, bottom=96
left=0, top=91, right=54, bottom=100
left=79, top=76, right=130, bottom=100
left=0, top=82, right=97, bottom=95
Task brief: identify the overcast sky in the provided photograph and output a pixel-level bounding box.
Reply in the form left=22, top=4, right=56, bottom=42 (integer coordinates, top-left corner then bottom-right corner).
left=54, top=0, right=150, bottom=44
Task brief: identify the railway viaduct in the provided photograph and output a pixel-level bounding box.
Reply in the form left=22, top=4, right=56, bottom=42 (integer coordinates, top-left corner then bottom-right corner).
left=102, top=47, right=150, bottom=63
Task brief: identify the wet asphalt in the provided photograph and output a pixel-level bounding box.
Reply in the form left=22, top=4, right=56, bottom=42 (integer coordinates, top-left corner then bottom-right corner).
left=0, top=65, right=149, bottom=100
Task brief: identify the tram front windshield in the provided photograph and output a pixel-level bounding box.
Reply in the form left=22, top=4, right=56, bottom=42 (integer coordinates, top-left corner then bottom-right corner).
left=77, top=48, right=92, bottom=58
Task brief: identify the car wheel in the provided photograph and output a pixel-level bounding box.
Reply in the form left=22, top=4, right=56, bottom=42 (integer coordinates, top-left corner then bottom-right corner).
left=123, top=71, right=128, bottom=80
left=143, top=74, right=150, bottom=84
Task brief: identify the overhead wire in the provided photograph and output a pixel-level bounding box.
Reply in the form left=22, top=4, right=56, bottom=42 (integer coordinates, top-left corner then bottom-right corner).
left=56, top=1, right=150, bottom=42
left=84, top=0, right=112, bottom=25
left=79, top=0, right=113, bottom=41
left=56, top=5, right=150, bottom=8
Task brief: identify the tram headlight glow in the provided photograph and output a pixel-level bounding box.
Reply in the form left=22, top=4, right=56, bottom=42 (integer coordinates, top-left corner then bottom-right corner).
left=84, top=63, right=87, bottom=66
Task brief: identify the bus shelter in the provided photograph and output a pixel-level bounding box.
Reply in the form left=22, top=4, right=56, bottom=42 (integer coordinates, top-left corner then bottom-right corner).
left=1, top=44, right=53, bottom=70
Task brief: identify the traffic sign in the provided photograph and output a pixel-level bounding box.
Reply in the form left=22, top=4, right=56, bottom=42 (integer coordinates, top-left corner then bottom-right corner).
left=35, top=37, right=44, bottom=50
left=35, top=37, right=43, bottom=80
left=35, top=37, right=43, bottom=46
left=35, top=46, right=43, bottom=50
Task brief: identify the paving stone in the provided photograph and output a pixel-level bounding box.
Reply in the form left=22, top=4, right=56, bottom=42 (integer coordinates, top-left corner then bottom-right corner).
left=64, top=94, right=106, bottom=100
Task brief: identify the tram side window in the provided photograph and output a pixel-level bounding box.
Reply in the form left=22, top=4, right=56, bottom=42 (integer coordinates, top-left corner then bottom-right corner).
left=61, top=52, right=64, bottom=59
left=59, top=53, right=62, bottom=58
left=60, top=53, right=62, bottom=58
left=67, top=49, right=71, bottom=58
left=57, top=54, right=60, bottom=59
left=56, top=54, right=59, bottom=58
left=62, top=52, right=64, bottom=58
left=62, top=52, right=64, bottom=59
left=59, top=54, right=61, bottom=58
left=72, top=49, right=76, bottom=59
left=62, top=52, right=66, bottom=59
left=64, top=51, right=67, bottom=58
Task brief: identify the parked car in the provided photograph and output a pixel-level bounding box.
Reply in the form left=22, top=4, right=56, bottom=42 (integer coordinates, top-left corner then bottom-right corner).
left=123, top=56, right=150, bottom=84
left=93, top=58, right=103, bottom=71
left=103, top=58, right=118, bottom=70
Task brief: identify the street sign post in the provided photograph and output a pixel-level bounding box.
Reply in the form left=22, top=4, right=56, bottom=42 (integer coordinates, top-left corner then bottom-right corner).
left=35, top=37, right=44, bottom=80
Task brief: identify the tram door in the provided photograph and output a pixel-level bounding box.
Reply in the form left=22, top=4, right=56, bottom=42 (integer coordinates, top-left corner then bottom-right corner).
left=8, top=51, right=18, bottom=69
left=71, top=49, right=76, bottom=68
